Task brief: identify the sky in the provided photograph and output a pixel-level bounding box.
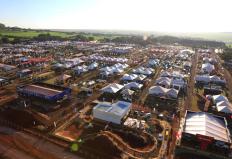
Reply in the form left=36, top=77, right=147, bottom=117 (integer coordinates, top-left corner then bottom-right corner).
left=0, top=0, right=232, bottom=32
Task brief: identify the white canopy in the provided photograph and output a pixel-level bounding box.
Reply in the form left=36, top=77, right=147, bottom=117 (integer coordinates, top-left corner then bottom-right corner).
left=201, top=63, right=215, bottom=73
left=121, top=89, right=135, bottom=95
left=124, top=82, right=143, bottom=89
left=101, top=83, right=124, bottom=93
left=184, top=111, right=231, bottom=143
left=149, top=86, right=167, bottom=95
left=149, top=86, right=179, bottom=98
left=213, top=95, right=229, bottom=103
left=136, top=74, right=147, bottom=81
left=121, top=74, right=138, bottom=81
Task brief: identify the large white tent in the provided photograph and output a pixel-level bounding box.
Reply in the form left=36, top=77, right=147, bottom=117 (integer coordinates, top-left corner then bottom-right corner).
left=149, top=86, right=167, bottom=96
left=195, top=75, right=226, bottom=84
left=101, top=83, right=124, bottom=93
left=149, top=85, right=179, bottom=98
left=93, top=101, right=132, bottom=124
left=183, top=111, right=231, bottom=143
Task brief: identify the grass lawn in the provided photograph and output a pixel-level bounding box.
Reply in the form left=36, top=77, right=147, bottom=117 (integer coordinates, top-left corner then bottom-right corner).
left=0, top=29, right=117, bottom=41
left=0, top=29, right=75, bottom=38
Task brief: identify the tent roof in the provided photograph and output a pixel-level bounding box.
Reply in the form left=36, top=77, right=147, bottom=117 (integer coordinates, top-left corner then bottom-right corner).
left=213, top=95, right=229, bottom=102
left=184, top=111, right=231, bottom=143
left=121, top=89, right=135, bottom=95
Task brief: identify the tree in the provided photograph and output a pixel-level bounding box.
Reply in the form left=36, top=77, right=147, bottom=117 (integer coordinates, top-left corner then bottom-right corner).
left=12, top=37, right=22, bottom=44
left=0, top=23, right=5, bottom=29
left=88, top=36, right=95, bottom=41
left=2, top=36, right=9, bottom=43
left=221, top=48, right=232, bottom=61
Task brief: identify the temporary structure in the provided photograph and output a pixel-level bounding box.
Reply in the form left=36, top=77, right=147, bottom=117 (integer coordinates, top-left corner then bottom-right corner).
left=121, top=74, right=138, bottom=81
left=201, top=63, right=215, bottom=73
left=212, top=95, right=229, bottom=103
left=93, top=101, right=132, bottom=124
left=124, top=82, right=143, bottom=89
left=101, top=83, right=124, bottom=93
left=149, top=86, right=167, bottom=96
left=183, top=111, right=231, bottom=143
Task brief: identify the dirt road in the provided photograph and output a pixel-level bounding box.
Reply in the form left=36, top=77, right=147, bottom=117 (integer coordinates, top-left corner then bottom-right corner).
left=0, top=126, right=82, bottom=159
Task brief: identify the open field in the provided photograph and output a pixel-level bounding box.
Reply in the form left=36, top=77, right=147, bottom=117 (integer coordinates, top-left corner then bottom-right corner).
left=0, top=29, right=74, bottom=38
left=0, top=29, right=119, bottom=40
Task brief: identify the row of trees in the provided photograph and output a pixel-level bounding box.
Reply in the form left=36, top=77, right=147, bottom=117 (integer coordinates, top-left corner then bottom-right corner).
left=100, top=35, right=225, bottom=48
left=221, top=48, right=232, bottom=61
left=0, top=33, right=96, bottom=44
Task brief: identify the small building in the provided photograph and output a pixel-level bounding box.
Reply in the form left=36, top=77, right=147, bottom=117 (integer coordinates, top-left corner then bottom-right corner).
left=93, top=101, right=132, bottom=124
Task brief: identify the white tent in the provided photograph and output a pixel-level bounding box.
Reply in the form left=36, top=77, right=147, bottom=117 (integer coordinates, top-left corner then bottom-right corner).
left=149, top=85, right=179, bottom=98
left=171, top=78, right=185, bottom=88
left=53, top=63, right=64, bottom=68
left=217, top=101, right=231, bottom=107
left=112, top=67, right=124, bottom=73
left=149, top=86, right=167, bottom=96
left=124, top=82, right=143, bottom=89
left=216, top=101, right=232, bottom=113
left=195, top=75, right=225, bottom=84
left=136, top=74, right=147, bottom=81
left=88, top=62, right=98, bottom=70
left=74, top=65, right=88, bottom=74
left=216, top=105, right=232, bottom=114
left=93, top=101, right=132, bottom=124
left=156, top=77, right=172, bottom=88
left=184, top=111, right=231, bottom=143
left=121, top=74, right=138, bottom=81
left=121, top=89, right=135, bottom=96
left=166, top=88, right=179, bottom=98
left=201, top=63, right=215, bottom=73
left=101, top=83, right=124, bottom=93
left=160, top=71, right=171, bottom=77
left=195, top=75, right=211, bottom=83
left=212, top=95, right=229, bottom=103
left=133, top=67, right=153, bottom=75
left=210, top=75, right=226, bottom=84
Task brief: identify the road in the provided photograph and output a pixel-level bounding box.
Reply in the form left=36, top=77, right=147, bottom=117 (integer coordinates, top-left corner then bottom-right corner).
left=185, top=52, right=198, bottom=112
left=0, top=126, right=82, bottom=159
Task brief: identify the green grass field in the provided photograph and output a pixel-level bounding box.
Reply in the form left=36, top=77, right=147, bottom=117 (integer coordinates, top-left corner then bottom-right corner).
left=0, top=29, right=113, bottom=41
left=0, top=29, right=74, bottom=38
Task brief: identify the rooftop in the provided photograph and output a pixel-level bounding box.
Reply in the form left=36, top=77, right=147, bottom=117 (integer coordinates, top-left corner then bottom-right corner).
left=183, top=111, right=231, bottom=143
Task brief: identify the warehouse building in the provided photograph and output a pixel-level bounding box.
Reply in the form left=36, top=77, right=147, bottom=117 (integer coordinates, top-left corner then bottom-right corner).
left=17, top=83, right=71, bottom=102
